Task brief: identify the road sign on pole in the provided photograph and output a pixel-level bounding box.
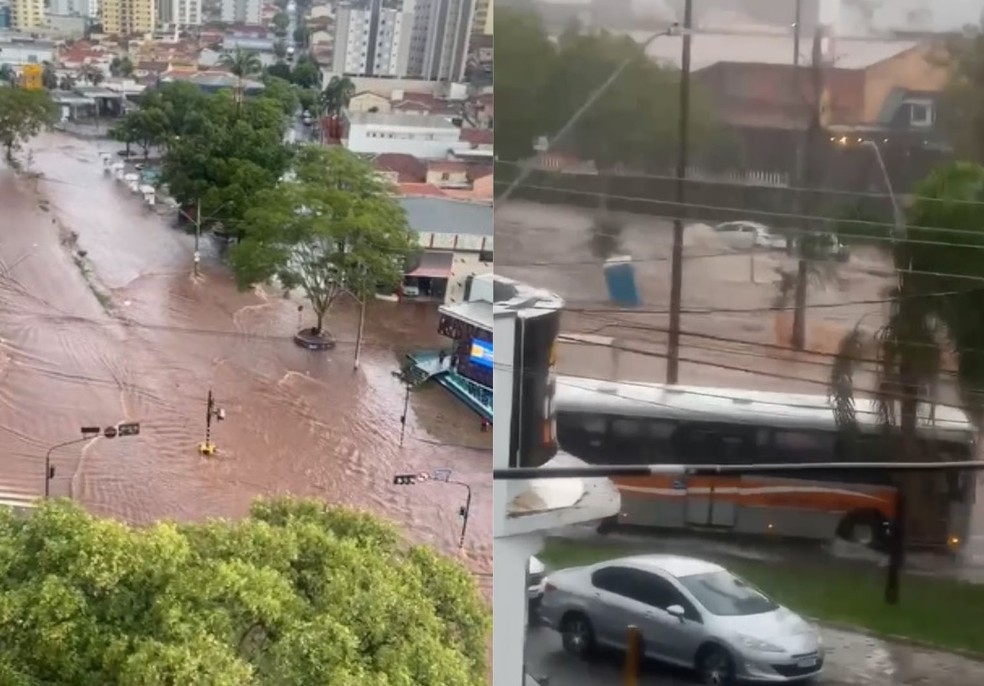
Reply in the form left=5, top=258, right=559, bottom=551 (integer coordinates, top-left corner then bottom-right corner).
left=117, top=422, right=141, bottom=437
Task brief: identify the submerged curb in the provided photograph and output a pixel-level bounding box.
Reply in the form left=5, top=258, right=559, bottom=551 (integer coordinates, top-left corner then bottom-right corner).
left=811, top=618, right=984, bottom=664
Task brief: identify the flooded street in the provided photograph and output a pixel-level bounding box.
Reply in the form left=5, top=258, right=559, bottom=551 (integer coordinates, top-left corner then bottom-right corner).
left=0, top=134, right=491, bottom=588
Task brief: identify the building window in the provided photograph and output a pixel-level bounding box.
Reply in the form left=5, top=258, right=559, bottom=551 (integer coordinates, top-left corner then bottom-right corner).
left=907, top=100, right=934, bottom=128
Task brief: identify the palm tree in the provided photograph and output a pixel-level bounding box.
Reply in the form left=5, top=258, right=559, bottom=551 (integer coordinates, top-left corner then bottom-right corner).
left=828, top=162, right=984, bottom=543
left=218, top=48, right=263, bottom=103
left=320, top=75, right=355, bottom=117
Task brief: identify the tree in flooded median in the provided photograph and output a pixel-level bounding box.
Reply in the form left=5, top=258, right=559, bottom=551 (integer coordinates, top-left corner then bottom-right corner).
left=110, top=106, right=170, bottom=157
left=0, top=497, right=489, bottom=684
left=232, top=146, right=417, bottom=337
left=0, top=87, right=59, bottom=165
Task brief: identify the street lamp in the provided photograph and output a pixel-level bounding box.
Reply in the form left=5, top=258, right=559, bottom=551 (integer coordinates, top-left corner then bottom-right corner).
left=178, top=200, right=233, bottom=277
left=497, top=22, right=686, bottom=204
left=44, top=422, right=141, bottom=498
left=861, top=139, right=905, bottom=239
left=198, top=389, right=226, bottom=456
left=392, top=468, right=473, bottom=548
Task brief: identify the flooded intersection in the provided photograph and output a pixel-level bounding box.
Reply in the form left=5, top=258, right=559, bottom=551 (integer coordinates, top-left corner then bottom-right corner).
left=0, top=134, right=491, bottom=586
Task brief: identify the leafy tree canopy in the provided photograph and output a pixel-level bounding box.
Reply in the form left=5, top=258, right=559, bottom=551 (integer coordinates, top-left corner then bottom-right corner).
left=160, top=91, right=292, bottom=235
left=496, top=7, right=722, bottom=167
left=0, top=87, right=59, bottom=163
left=940, top=32, right=984, bottom=161
left=259, top=74, right=299, bottom=116
left=291, top=57, right=322, bottom=90
left=232, top=146, right=417, bottom=333
left=0, top=497, right=488, bottom=685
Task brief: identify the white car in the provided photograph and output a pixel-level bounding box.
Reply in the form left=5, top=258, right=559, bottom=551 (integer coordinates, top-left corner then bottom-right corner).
left=715, top=221, right=788, bottom=251
left=528, top=556, right=546, bottom=615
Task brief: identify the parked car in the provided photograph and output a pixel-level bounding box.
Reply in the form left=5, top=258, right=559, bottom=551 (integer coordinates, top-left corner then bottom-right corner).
left=792, top=232, right=850, bottom=262
left=539, top=554, right=823, bottom=685
left=528, top=555, right=546, bottom=620
left=714, top=221, right=787, bottom=251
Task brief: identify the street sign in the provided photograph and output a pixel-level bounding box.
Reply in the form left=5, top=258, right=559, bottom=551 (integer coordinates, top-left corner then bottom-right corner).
left=393, top=474, right=417, bottom=485
left=433, top=469, right=452, bottom=482
left=80, top=426, right=101, bottom=436
left=103, top=426, right=117, bottom=439
left=117, top=422, right=141, bottom=437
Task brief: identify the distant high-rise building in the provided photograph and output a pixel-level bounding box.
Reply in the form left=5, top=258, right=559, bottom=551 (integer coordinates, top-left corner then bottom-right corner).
left=101, top=0, right=156, bottom=34
left=10, top=0, right=45, bottom=29
left=220, top=0, right=260, bottom=25
left=333, top=0, right=417, bottom=78
left=159, top=0, right=201, bottom=26
left=49, top=0, right=89, bottom=17
left=471, top=0, right=491, bottom=36
left=407, top=0, right=475, bottom=82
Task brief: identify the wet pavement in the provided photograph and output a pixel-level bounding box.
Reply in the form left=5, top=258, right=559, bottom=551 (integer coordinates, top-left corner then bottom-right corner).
left=526, top=624, right=984, bottom=685
left=0, top=134, right=491, bottom=590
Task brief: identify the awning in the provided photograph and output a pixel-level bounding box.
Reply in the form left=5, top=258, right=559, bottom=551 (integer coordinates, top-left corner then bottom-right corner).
left=405, top=251, right=453, bottom=279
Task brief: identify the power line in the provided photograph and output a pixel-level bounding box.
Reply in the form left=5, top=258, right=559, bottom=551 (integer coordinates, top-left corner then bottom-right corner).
left=493, top=179, right=984, bottom=244
left=494, top=158, right=984, bottom=209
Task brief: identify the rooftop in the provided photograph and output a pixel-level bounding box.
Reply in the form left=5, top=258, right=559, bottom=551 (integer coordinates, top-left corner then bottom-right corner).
left=399, top=196, right=492, bottom=236
left=371, top=153, right=426, bottom=182
left=630, top=32, right=920, bottom=71
left=347, top=111, right=459, bottom=130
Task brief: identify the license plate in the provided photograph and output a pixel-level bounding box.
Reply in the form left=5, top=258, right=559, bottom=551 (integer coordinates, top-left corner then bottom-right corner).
left=796, top=658, right=818, bottom=669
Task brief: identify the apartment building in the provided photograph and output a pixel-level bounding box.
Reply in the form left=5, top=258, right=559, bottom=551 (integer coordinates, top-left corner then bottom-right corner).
left=9, top=0, right=44, bottom=29
left=471, top=0, right=490, bottom=36
left=102, top=0, right=157, bottom=34
left=220, top=0, right=260, bottom=25
left=158, top=0, right=201, bottom=27
left=332, top=0, right=416, bottom=78
left=407, top=0, right=474, bottom=82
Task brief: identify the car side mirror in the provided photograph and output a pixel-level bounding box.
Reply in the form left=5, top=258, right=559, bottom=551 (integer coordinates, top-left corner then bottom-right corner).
left=666, top=604, right=686, bottom=620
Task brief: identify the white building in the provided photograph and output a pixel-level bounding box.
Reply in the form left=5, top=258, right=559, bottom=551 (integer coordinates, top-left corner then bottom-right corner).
left=332, top=0, right=416, bottom=77
left=220, top=0, right=259, bottom=25
left=343, top=111, right=461, bottom=158
left=491, top=274, right=621, bottom=686
left=407, top=0, right=474, bottom=82
left=9, top=0, right=44, bottom=29
left=49, top=0, right=88, bottom=16
left=0, top=33, right=54, bottom=68
left=159, top=0, right=201, bottom=26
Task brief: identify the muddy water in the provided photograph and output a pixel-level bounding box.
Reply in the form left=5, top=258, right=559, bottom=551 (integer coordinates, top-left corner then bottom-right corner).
left=0, top=134, right=491, bottom=588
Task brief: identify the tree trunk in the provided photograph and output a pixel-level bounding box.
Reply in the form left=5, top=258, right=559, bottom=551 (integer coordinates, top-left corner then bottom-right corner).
left=314, top=308, right=324, bottom=336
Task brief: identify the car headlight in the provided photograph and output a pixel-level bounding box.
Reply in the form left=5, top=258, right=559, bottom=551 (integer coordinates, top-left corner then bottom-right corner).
left=738, top=635, right=786, bottom=654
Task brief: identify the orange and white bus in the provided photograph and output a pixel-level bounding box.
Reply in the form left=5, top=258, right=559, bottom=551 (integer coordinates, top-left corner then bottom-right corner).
left=554, top=376, right=977, bottom=551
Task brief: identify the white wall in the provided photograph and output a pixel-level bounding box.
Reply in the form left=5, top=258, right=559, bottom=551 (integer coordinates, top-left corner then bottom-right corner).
left=445, top=252, right=492, bottom=305
left=0, top=42, right=55, bottom=67
left=345, top=123, right=460, bottom=158
left=493, top=534, right=542, bottom=686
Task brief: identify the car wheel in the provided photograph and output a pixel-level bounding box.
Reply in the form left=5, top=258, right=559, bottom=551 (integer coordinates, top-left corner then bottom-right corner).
left=838, top=510, right=888, bottom=550
left=696, top=645, right=736, bottom=686
left=560, top=613, right=595, bottom=658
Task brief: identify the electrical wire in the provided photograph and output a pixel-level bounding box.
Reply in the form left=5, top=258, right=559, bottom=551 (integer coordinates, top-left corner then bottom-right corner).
left=494, top=158, right=984, bottom=209
left=493, top=178, right=984, bottom=244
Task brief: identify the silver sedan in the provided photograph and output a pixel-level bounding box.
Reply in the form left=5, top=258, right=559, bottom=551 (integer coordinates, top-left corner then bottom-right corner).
left=538, top=554, right=823, bottom=684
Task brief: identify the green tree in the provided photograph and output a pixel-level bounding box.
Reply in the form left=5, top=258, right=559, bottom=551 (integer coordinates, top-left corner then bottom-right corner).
left=161, top=92, right=291, bottom=237
left=80, top=63, right=104, bottom=85
left=293, top=27, right=309, bottom=46
left=273, top=40, right=288, bottom=59
left=232, top=146, right=417, bottom=335
left=829, top=162, right=984, bottom=540
left=260, top=74, right=299, bottom=116
left=218, top=48, right=263, bottom=101
left=290, top=57, right=322, bottom=90
left=493, top=7, right=557, bottom=161
left=939, top=31, right=984, bottom=160
left=272, top=11, right=290, bottom=33
left=109, top=55, right=135, bottom=78
left=0, top=64, right=14, bottom=84
left=0, top=497, right=489, bottom=684
left=112, top=107, right=170, bottom=158
left=58, top=74, right=76, bottom=91
left=266, top=61, right=293, bottom=82
left=0, top=88, right=59, bottom=164
left=320, top=75, right=355, bottom=117
left=137, top=81, right=210, bottom=142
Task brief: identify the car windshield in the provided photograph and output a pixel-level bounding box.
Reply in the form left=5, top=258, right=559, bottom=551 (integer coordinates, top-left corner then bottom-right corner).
left=679, top=571, right=779, bottom=616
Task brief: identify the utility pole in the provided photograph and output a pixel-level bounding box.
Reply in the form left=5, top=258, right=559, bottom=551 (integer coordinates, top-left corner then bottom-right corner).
left=193, top=198, right=202, bottom=277
left=198, top=389, right=226, bottom=456
left=665, top=0, right=693, bottom=384
left=791, top=27, right=825, bottom=350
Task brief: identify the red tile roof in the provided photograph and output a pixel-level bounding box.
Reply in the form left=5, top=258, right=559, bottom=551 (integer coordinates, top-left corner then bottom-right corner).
left=392, top=91, right=460, bottom=115
left=372, top=153, right=426, bottom=183
left=399, top=183, right=448, bottom=198
left=428, top=160, right=470, bottom=174
left=459, top=128, right=493, bottom=146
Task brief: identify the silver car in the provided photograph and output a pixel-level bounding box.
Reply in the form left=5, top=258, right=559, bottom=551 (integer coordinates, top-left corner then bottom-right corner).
left=539, top=554, right=823, bottom=684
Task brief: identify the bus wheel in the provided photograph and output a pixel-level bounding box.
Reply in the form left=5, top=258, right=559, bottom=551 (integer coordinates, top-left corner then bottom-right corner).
left=837, top=510, right=888, bottom=550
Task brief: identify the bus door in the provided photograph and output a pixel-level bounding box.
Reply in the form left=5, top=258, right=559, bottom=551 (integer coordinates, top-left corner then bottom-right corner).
left=680, top=423, right=754, bottom=528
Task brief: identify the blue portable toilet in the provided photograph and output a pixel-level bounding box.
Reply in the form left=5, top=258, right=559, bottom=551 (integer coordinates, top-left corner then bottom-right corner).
left=604, top=256, right=640, bottom=307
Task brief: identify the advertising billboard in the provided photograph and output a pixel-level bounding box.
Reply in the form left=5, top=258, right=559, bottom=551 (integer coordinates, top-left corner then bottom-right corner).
left=469, top=338, right=493, bottom=369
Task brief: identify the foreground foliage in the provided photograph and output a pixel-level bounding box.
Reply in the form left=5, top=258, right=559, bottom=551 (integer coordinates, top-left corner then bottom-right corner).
left=0, top=498, right=489, bottom=685
left=0, top=87, right=58, bottom=164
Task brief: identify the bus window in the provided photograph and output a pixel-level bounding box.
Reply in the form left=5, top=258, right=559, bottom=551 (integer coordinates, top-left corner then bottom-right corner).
left=556, top=412, right=608, bottom=461
left=611, top=418, right=646, bottom=462
left=678, top=424, right=755, bottom=465
left=772, top=430, right=837, bottom=463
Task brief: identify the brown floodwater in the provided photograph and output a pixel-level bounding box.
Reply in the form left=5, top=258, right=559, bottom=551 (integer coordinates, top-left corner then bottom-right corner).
left=0, top=134, right=491, bottom=589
